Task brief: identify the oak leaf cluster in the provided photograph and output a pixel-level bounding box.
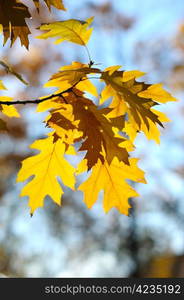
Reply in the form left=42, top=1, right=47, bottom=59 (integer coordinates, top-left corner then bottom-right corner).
left=0, top=0, right=177, bottom=216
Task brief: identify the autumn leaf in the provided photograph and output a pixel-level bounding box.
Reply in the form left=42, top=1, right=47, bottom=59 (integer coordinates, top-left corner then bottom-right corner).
left=0, top=0, right=66, bottom=48
left=46, top=104, right=82, bottom=146
left=0, top=80, right=20, bottom=117
left=46, top=90, right=129, bottom=170
left=37, top=17, right=94, bottom=46
left=44, top=61, right=100, bottom=96
left=41, top=62, right=177, bottom=169
left=124, top=109, right=171, bottom=144
left=17, top=135, right=76, bottom=215
left=37, top=61, right=100, bottom=117
left=100, top=67, right=162, bottom=127
left=0, top=0, right=31, bottom=48
left=21, top=60, right=176, bottom=215
left=33, top=0, right=66, bottom=11
left=72, top=98, right=129, bottom=169
left=43, top=63, right=175, bottom=145
left=100, top=66, right=177, bottom=142
left=0, top=0, right=177, bottom=220
left=78, top=157, right=146, bottom=215
left=138, top=83, right=177, bottom=103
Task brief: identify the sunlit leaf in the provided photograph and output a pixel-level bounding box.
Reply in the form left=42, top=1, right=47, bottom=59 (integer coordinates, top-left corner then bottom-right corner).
left=0, top=80, right=20, bottom=117
left=33, top=0, right=66, bottom=11
left=37, top=17, right=94, bottom=46
left=17, top=135, right=76, bottom=215
left=78, top=157, right=146, bottom=215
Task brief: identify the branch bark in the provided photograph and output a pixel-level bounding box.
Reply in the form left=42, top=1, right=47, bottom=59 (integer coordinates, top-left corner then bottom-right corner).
left=0, top=87, right=75, bottom=106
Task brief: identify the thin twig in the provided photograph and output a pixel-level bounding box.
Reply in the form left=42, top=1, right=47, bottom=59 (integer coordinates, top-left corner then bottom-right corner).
left=0, top=74, right=101, bottom=106
left=0, top=81, right=80, bottom=106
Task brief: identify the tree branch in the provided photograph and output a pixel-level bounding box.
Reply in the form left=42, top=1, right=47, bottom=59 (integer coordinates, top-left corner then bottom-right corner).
left=0, top=86, right=75, bottom=106
left=0, top=74, right=100, bottom=106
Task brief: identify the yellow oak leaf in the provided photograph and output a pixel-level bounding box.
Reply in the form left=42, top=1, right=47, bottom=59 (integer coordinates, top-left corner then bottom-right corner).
left=100, top=66, right=176, bottom=141
left=0, top=98, right=20, bottom=117
left=124, top=109, right=171, bottom=144
left=122, top=70, right=146, bottom=82
left=104, top=65, right=121, bottom=75
left=17, top=135, right=76, bottom=215
left=138, top=83, right=177, bottom=103
left=46, top=104, right=82, bottom=145
left=33, top=0, right=66, bottom=10
left=37, top=17, right=94, bottom=46
left=123, top=121, right=138, bottom=143
left=77, top=79, right=98, bottom=97
left=78, top=157, right=146, bottom=215
left=105, top=94, right=127, bottom=118
left=0, top=81, right=19, bottom=117
left=44, top=62, right=99, bottom=96
left=140, top=109, right=171, bottom=144
left=37, top=97, right=63, bottom=112
left=101, top=68, right=163, bottom=128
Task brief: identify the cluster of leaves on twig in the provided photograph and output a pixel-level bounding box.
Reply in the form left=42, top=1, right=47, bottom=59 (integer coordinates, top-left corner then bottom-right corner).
left=0, top=0, right=177, bottom=216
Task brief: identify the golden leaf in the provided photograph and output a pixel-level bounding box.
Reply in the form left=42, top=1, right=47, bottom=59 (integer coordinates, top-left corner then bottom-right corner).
left=44, top=62, right=100, bottom=96
left=37, top=17, right=94, bottom=46
left=138, top=83, right=177, bottom=103
left=17, top=135, right=76, bottom=215
left=78, top=157, right=146, bottom=215
left=16, top=61, right=177, bottom=216
left=100, top=67, right=176, bottom=140
left=33, top=0, right=66, bottom=10
left=0, top=80, right=19, bottom=117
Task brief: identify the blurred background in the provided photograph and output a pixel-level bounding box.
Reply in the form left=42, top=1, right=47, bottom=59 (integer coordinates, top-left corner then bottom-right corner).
left=0, top=0, right=184, bottom=277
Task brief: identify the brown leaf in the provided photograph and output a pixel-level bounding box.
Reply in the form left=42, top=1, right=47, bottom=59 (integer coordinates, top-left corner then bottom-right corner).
left=48, top=91, right=129, bottom=170
left=0, top=0, right=31, bottom=48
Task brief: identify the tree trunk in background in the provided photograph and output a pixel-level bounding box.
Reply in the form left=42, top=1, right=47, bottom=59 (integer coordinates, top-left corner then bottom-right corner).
left=128, top=199, right=140, bottom=278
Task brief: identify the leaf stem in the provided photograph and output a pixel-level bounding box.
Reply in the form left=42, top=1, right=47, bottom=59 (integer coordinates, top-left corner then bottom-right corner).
left=84, top=45, right=93, bottom=66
